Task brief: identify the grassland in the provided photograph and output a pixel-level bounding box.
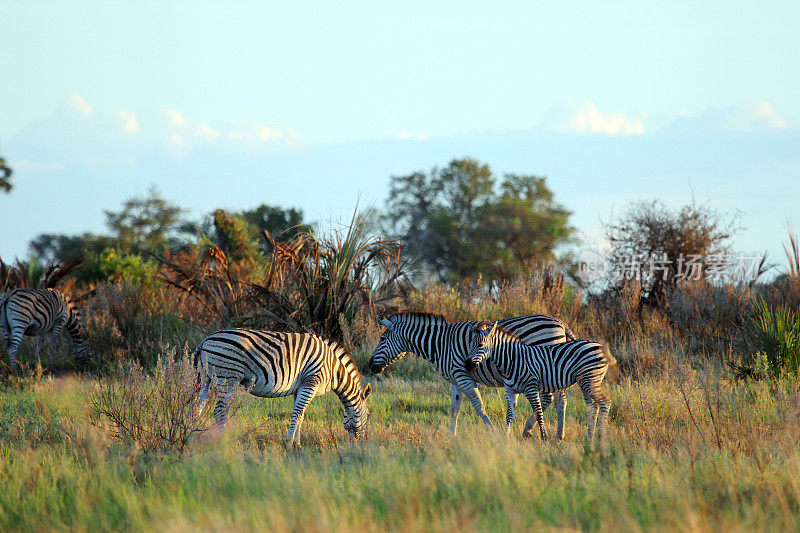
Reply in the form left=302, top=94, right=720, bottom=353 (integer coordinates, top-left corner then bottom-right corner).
left=2, top=342, right=800, bottom=532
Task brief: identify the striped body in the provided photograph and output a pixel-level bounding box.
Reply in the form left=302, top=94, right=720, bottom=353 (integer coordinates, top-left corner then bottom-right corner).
left=466, top=322, right=614, bottom=441
left=0, top=288, right=91, bottom=367
left=368, top=312, right=574, bottom=437
left=195, top=328, right=371, bottom=447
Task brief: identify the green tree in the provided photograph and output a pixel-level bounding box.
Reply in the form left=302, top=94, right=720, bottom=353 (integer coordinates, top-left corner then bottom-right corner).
left=384, top=158, right=573, bottom=281
left=0, top=157, right=12, bottom=193
left=30, top=233, right=116, bottom=263
left=238, top=204, right=310, bottom=239
left=103, top=186, right=190, bottom=255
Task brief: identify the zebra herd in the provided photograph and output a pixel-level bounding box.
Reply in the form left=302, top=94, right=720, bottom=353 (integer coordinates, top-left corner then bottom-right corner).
left=0, top=288, right=615, bottom=447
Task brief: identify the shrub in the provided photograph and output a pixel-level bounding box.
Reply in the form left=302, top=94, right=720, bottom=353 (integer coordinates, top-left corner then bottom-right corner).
left=89, top=346, right=207, bottom=453
left=743, top=300, right=800, bottom=379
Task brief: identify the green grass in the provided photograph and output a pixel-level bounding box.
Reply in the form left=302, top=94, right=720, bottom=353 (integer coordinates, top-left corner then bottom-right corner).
left=1, top=368, right=800, bottom=532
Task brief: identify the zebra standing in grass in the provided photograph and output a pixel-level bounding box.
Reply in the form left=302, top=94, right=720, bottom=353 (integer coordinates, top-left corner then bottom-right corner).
left=195, top=328, right=371, bottom=448
left=368, top=312, right=574, bottom=438
left=0, top=288, right=92, bottom=368
left=465, top=322, right=614, bottom=441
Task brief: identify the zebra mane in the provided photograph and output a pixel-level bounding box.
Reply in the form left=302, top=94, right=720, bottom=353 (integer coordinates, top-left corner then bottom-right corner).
left=324, top=338, right=361, bottom=373
left=392, top=310, right=448, bottom=324
left=475, top=322, right=520, bottom=341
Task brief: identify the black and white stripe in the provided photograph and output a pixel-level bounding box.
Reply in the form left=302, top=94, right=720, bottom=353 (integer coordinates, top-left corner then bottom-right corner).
left=466, top=322, right=614, bottom=441
left=0, top=288, right=91, bottom=367
left=368, top=312, right=575, bottom=437
left=195, top=328, right=371, bottom=448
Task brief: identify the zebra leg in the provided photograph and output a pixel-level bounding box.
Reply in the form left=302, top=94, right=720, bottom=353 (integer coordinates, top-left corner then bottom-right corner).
left=580, top=378, right=600, bottom=441
left=523, top=392, right=552, bottom=439
left=36, top=334, right=46, bottom=361
left=49, top=317, right=66, bottom=361
left=454, top=375, right=493, bottom=429
left=212, top=378, right=238, bottom=428
left=593, top=390, right=611, bottom=440
left=449, top=383, right=464, bottom=435
left=523, top=388, right=548, bottom=441
left=286, top=385, right=316, bottom=449
left=7, top=326, right=26, bottom=369
left=554, top=390, right=567, bottom=440
left=504, top=387, right=517, bottom=437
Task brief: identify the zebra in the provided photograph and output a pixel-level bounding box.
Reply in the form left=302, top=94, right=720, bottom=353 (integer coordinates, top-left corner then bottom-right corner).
left=368, top=312, right=575, bottom=438
left=0, top=288, right=92, bottom=368
left=195, top=328, right=371, bottom=448
left=465, top=321, right=614, bottom=441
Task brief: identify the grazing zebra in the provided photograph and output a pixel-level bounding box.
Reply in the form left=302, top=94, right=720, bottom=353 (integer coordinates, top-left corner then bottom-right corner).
left=0, top=288, right=92, bottom=367
left=368, top=312, right=575, bottom=438
left=465, top=321, right=614, bottom=441
left=195, top=328, right=371, bottom=448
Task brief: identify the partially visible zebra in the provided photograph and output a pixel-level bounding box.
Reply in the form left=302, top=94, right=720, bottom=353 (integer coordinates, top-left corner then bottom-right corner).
left=368, top=312, right=575, bottom=438
left=195, top=328, right=371, bottom=448
left=465, top=321, right=614, bottom=441
left=0, top=288, right=92, bottom=367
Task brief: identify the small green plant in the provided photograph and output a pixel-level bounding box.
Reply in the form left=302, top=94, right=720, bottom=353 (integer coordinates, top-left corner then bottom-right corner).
left=746, top=299, right=800, bottom=379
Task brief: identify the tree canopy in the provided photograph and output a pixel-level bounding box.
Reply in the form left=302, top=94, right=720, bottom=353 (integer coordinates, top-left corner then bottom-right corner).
left=383, top=158, right=573, bottom=281
left=0, top=157, right=12, bottom=193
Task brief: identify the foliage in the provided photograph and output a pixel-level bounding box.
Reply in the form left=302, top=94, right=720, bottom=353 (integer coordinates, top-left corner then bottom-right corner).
left=237, top=203, right=310, bottom=240
left=0, top=156, right=12, bottom=193
left=81, top=249, right=160, bottom=290
left=103, top=186, right=191, bottom=255
left=90, top=347, right=207, bottom=453
left=384, top=157, right=573, bottom=281
left=250, top=210, right=412, bottom=339
left=155, top=246, right=255, bottom=323
left=784, top=220, right=799, bottom=280
left=739, top=300, right=800, bottom=379
left=604, top=199, right=739, bottom=307
left=29, top=232, right=115, bottom=264
left=212, top=209, right=261, bottom=262
left=0, top=254, right=83, bottom=291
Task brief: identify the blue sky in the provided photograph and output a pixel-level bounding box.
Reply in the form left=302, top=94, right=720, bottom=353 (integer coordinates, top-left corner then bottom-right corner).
left=1, top=1, right=799, bottom=266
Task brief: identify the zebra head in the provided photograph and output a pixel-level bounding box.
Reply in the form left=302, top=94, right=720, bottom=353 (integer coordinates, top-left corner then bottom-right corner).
left=465, top=321, right=500, bottom=372
left=343, top=383, right=371, bottom=438
left=368, top=317, right=409, bottom=374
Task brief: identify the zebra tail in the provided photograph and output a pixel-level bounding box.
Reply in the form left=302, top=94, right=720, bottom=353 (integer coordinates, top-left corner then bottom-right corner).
left=193, top=340, right=209, bottom=385
left=601, top=343, right=619, bottom=381
left=562, top=321, right=577, bottom=341
left=0, top=292, right=9, bottom=339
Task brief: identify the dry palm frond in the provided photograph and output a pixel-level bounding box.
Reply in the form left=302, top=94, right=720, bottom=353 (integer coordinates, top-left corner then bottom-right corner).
left=250, top=210, right=413, bottom=339
left=784, top=220, right=799, bottom=280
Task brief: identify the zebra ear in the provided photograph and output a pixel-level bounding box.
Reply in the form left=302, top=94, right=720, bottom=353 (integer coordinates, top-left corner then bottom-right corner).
left=380, top=318, right=393, bottom=330
left=362, top=383, right=372, bottom=399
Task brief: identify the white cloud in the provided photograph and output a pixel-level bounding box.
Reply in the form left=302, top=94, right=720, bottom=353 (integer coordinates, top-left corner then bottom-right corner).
left=168, top=133, right=185, bottom=147
left=664, top=102, right=789, bottom=133
left=195, top=123, right=220, bottom=142
left=540, top=103, right=644, bottom=136
left=165, top=109, right=188, bottom=128
left=397, top=131, right=428, bottom=141
left=117, top=110, right=139, bottom=134
left=66, top=92, right=93, bottom=116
